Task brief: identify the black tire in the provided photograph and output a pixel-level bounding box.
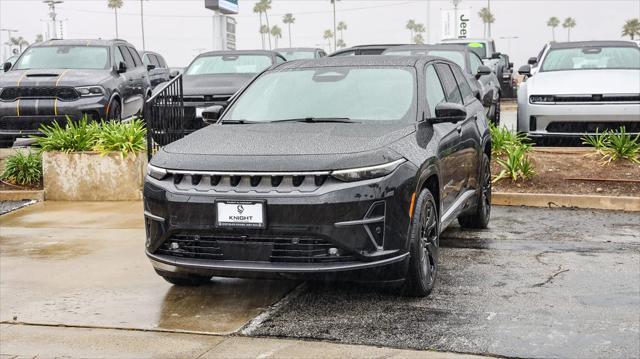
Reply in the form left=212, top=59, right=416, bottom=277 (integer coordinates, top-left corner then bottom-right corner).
left=106, top=98, right=122, bottom=122
left=492, top=99, right=501, bottom=126
left=0, top=136, right=15, bottom=148
left=403, top=188, right=440, bottom=297
left=458, top=153, right=491, bottom=229
left=160, top=274, right=211, bottom=286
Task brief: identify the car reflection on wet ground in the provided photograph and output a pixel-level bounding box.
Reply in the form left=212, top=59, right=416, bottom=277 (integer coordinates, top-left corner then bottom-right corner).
left=1, top=202, right=638, bottom=358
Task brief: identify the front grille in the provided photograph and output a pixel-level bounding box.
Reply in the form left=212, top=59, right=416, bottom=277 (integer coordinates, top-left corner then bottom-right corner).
left=156, top=234, right=355, bottom=263
left=183, top=94, right=232, bottom=103
left=554, top=94, right=640, bottom=103
left=546, top=121, right=640, bottom=133
left=169, top=171, right=329, bottom=193
left=0, top=87, right=79, bottom=101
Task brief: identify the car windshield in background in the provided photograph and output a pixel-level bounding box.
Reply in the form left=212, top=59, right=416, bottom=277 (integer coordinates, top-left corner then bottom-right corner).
left=13, top=46, right=110, bottom=70
left=282, top=51, right=316, bottom=60
left=541, top=46, right=640, bottom=71
left=225, top=67, right=415, bottom=123
left=464, top=42, right=487, bottom=58
left=385, top=50, right=466, bottom=71
left=185, top=55, right=272, bottom=75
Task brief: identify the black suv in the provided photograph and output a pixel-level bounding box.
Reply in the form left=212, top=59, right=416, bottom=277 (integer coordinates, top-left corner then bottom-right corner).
left=0, top=39, right=151, bottom=147
left=141, top=51, right=173, bottom=88
left=144, top=56, right=492, bottom=296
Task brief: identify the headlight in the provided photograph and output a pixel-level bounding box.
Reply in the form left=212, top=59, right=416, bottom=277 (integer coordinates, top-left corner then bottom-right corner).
left=331, top=159, right=406, bottom=182
left=529, top=95, right=555, bottom=104
left=147, top=164, right=168, bottom=180
left=75, top=85, right=106, bottom=97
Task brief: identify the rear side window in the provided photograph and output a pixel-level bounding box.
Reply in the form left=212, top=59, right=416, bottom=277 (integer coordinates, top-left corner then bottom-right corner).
left=127, top=47, right=142, bottom=67
left=118, top=45, right=135, bottom=68
left=425, top=65, right=446, bottom=117
left=149, top=54, right=160, bottom=67
left=434, top=63, right=463, bottom=105
left=142, top=54, right=151, bottom=66
left=115, top=47, right=126, bottom=66
left=156, top=55, right=167, bottom=68
left=451, top=65, right=474, bottom=102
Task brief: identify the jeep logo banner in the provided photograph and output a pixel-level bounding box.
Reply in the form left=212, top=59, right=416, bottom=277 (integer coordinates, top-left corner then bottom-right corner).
left=441, top=8, right=472, bottom=39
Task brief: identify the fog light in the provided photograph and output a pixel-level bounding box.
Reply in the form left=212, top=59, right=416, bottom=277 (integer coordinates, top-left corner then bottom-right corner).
left=170, top=242, right=179, bottom=250
left=328, top=247, right=340, bottom=256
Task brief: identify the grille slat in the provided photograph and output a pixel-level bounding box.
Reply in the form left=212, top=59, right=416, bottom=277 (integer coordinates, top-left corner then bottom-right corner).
left=171, top=173, right=328, bottom=193
left=0, top=86, right=79, bottom=101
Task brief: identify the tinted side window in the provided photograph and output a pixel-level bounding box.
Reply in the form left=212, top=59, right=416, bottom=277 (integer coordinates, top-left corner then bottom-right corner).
left=434, top=63, right=463, bottom=105
left=425, top=65, right=446, bottom=117
left=156, top=55, right=167, bottom=68
left=150, top=54, right=161, bottom=67
left=127, top=47, right=142, bottom=67
left=118, top=45, right=135, bottom=68
left=142, top=54, right=151, bottom=66
left=451, top=65, right=474, bottom=102
left=115, top=46, right=126, bottom=66
left=469, top=53, right=483, bottom=75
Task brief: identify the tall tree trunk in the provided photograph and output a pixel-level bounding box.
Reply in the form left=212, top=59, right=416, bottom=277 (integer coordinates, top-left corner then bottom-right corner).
left=264, top=12, right=272, bottom=50
left=567, top=28, right=571, bottom=41
left=551, top=27, right=555, bottom=41
left=258, top=14, right=264, bottom=50
left=114, top=9, right=119, bottom=38
left=288, top=23, right=292, bottom=47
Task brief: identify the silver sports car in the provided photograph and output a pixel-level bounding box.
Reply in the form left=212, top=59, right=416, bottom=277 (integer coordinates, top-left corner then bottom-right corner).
left=517, top=41, right=640, bottom=138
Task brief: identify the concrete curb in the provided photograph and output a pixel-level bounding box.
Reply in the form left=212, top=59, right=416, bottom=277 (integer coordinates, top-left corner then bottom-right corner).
left=0, top=190, right=44, bottom=202
left=493, top=192, right=640, bottom=212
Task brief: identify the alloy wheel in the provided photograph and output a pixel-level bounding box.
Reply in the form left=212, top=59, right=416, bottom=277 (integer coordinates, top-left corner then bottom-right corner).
left=419, top=199, right=438, bottom=286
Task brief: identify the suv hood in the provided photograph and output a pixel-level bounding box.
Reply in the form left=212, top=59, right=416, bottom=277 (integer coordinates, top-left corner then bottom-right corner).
left=0, top=69, right=112, bottom=87
left=527, top=69, right=640, bottom=95
left=151, top=122, right=414, bottom=172
left=182, top=73, right=255, bottom=96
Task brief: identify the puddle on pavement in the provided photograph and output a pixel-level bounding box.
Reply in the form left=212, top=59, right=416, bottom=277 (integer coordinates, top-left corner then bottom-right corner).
left=0, top=237, right=92, bottom=260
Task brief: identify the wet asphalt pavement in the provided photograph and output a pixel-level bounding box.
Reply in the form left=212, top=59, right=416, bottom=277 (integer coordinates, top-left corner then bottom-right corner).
left=250, top=206, right=640, bottom=358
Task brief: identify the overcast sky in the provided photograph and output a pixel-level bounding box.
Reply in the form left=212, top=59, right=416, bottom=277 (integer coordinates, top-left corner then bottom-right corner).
left=1, top=0, right=638, bottom=67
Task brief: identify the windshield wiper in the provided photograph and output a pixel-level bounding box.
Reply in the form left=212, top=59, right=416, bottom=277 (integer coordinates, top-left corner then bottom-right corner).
left=270, top=117, right=355, bottom=123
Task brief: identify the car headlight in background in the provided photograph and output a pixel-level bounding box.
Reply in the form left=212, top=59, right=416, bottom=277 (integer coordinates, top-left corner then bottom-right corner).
left=147, top=164, right=168, bottom=180
left=529, top=95, right=555, bottom=104
left=331, top=159, right=406, bottom=182
left=75, top=85, right=106, bottom=97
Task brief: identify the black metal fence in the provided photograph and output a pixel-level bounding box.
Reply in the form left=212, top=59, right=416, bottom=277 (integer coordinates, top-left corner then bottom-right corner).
left=144, top=74, right=188, bottom=160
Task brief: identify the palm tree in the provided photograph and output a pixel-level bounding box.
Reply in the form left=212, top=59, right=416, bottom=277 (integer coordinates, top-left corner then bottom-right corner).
left=478, top=7, right=495, bottom=38
left=253, top=2, right=265, bottom=49
left=271, top=25, right=282, bottom=48
left=547, top=16, right=560, bottom=41
left=414, top=33, right=425, bottom=45
left=34, top=34, right=43, bottom=43
left=413, top=23, right=426, bottom=44
left=282, top=13, right=295, bottom=47
left=323, top=29, right=334, bottom=52
left=107, top=0, right=124, bottom=38
left=260, top=24, right=270, bottom=47
left=563, top=17, right=577, bottom=41
left=622, top=18, right=640, bottom=40
left=336, top=39, right=346, bottom=49
left=260, top=0, right=273, bottom=50
left=337, top=21, right=347, bottom=43
left=406, top=19, right=417, bottom=43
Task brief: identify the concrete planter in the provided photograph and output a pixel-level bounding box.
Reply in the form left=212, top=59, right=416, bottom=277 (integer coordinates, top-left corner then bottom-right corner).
left=42, top=151, right=147, bottom=201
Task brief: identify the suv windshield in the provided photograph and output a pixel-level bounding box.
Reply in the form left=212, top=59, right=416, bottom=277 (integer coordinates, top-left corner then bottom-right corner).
left=281, top=51, right=316, bottom=60
left=541, top=46, right=640, bottom=71
left=185, top=55, right=272, bottom=75
left=385, top=50, right=466, bottom=71
left=224, top=67, right=416, bottom=123
left=14, top=46, right=110, bottom=70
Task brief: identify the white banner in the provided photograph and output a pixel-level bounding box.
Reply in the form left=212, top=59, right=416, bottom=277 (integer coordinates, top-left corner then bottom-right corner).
left=441, top=8, right=472, bottom=39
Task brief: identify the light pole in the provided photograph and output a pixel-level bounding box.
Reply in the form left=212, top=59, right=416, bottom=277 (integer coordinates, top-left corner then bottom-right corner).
left=452, top=0, right=461, bottom=39
left=43, top=0, right=63, bottom=39
left=140, top=0, right=148, bottom=50
left=499, top=36, right=519, bottom=54
left=487, top=0, right=491, bottom=38
left=331, top=0, right=337, bottom=53
left=426, top=0, right=430, bottom=43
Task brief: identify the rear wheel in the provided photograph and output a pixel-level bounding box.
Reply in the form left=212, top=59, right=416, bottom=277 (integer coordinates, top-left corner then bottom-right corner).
left=403, top=189, right=440, bottom=297
left=159, top=273, right=211, bottom=286
left=458, top=153, right=491, bottom=229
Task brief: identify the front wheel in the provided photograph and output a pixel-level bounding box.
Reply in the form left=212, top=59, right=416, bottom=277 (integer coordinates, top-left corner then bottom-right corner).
left=458, top=153, right=491, bottom=229
left=403, top=188, right=440, bottom=297
left=106, top=98, right=122, bottom=122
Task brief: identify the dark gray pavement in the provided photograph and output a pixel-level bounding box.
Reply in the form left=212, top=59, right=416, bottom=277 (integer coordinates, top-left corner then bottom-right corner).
left=251, top=207, right=640, bottom=358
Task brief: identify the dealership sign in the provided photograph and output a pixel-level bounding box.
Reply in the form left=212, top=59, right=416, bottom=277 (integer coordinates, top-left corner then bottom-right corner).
left=441, top=8, right=471, bottom=39
left=205, top=0, right=239, bottom=15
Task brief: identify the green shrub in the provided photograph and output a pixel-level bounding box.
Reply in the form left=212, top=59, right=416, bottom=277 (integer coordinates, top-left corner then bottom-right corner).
left=582, top=127, right=640, bottom=164
left=94, top=119, right=146, bottom=158
left=34, top=116, right=99, bottom=152
left=1, top=151, right=42, bottom=186
left=493, top=144, right=536, bottom=183
left=489, top=122, right=532, bottom=156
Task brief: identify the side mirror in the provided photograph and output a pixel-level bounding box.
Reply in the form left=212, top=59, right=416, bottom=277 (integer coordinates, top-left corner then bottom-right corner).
left=202, top=105, right=224, bottom=124
left=473, top=88, right=482, bottom=101
left=147, top=64, right=156, bottom=71
left=527, top=57, right=538, bottom=65
left=508, top=62, right=514, bottom=69
left=3, top=62, right=11, bottom=72
left=518, top=64, right=532, bottom=76
left=429, top=102, right=467, bottom=124
left=491, top=52, right=501, bottom=59
left=475, top=65, right=492, bottom=79
left=117, top=61, right=127, bottom=73
left=169, top=70, right=179, bottom=78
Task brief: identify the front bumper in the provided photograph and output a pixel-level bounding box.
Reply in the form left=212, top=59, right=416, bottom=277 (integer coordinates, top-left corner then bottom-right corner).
left=0, top=96, right=108, bottom=136
left=143, top=161, right=417, bottom=279
left=518, top=102, right=640, bottom=137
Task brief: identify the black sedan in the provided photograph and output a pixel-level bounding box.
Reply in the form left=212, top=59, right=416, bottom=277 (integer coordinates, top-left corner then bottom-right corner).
left=181, top=50, right=286, bottom=131
left=144, top=56, right=492, bottom=296
left=383, top=44, right=502, bottom=124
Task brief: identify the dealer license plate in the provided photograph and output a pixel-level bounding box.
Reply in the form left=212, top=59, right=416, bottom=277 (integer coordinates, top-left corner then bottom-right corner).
left=216, top=201, right=265, bottom=229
